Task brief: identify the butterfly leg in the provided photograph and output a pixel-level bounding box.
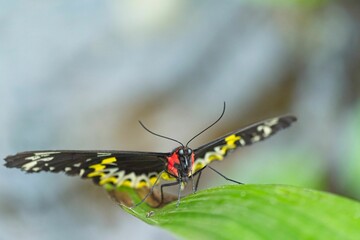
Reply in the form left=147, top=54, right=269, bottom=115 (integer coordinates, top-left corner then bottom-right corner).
left=190, top=173, right=195, bottom=193
left=194, top=170, right=203, bottom=193
left=159, top=180, right=181, bottom=207
left=192, top=166, right=207, bottom=193
left=132, top=171, right=164, bottom=208
left=176, top=180, right=182, bottom=207
left=208, top=165, right=244, bottom=184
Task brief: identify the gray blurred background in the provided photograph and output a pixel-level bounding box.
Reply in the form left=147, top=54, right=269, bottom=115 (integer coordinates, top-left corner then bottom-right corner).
left=1, top=0, right=360, bottom=239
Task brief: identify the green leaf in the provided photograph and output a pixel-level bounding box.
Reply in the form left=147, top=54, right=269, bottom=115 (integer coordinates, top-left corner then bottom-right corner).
left=117, top=184, right=360, bottom=240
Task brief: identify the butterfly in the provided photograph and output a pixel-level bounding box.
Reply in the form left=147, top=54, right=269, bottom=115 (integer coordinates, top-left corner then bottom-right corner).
left=4, top=103, right=296, bottom=207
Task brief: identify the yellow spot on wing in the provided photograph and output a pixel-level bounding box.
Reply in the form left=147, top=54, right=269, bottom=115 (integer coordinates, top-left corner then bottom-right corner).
left=88, top=158, right=117, bottom=180
left=208, top=154, right=223, bottom=162
left=122, top=180, right=133, bottom=187
left=225, top=134, right=241, bottom=146
left=161, top=172, right=176, bottom=180
left=150, top=176, right=158, bottom=185
left=193, top=162, right=205, bottom=172
left=89, top=164, right=105, bottom=172
left=220, top=146, right=228, bottom=155
left=99, top=176, right=118, bottom=185
left=137, top=181, right=149, bottom=188
left=101, top=157, right=116, bottom=164
left=88, top=172, right=105, bottom=178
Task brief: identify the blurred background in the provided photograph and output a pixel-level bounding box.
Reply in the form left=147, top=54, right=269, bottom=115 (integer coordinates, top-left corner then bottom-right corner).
left=1, top=0, right=360, bottom=239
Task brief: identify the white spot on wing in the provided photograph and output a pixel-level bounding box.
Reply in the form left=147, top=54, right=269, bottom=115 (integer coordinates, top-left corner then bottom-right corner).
left=25, top=152, right=58, bottom=161
left=262, top=126, right=272, bottom=137
left=39, top=157, right=54, bottom=162
left=65, top=167, right=72, bottom=172
left=25, top=156, right=41, bottom=161
left=97, top=153, right=111, bottom=157
left=34, top=152, right=60, bottom=156
left=22, top=161, right=37, bottom=171
left=251, top=135, right=261, bottom=143
left=22, top=152, right=61, bottom=171
left=257, top=125, right=272, bottom=138
left=266, top=118, right=279, bottom=126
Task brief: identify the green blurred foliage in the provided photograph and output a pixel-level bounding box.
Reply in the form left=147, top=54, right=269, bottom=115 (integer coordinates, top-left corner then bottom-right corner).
left=235, top=149, right=327, bottom=189
left=339, top=102, right=360, bottom=199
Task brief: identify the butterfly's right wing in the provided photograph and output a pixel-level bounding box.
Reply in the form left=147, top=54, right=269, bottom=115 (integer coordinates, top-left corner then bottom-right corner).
left=192, top=116, right=297, bottom=172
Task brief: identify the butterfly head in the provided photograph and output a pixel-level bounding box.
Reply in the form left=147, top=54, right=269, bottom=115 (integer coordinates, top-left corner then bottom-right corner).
left=177, top=147, right=195, bottom=179
left=166, top=147, right=195, bottom=181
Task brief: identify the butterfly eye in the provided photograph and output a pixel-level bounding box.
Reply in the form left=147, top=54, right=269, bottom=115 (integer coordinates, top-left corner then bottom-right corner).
left=187, top=149, right=192, bottom=154
left=179, top=149, right=184, bottom=155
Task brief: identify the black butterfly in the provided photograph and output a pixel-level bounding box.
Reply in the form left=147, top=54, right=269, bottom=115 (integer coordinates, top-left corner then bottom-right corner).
left=4, top=103, right=296, bottom=206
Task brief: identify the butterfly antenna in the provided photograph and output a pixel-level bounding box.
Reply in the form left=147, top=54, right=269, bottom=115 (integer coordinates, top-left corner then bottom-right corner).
left=139, top=121, right=184, bottom=147
left=186, top=102, right=226, bottom=147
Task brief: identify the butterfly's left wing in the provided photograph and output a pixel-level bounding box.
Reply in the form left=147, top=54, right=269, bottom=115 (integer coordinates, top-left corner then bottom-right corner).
left=192, top=116, right=297, bottom=172
left=4, top=150, right=169, bottom=189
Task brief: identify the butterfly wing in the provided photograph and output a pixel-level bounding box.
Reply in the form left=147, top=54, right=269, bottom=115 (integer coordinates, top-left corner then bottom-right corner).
left=4, top=150, right=169, bottom=188
left=192, top=116, right=297, bottom=172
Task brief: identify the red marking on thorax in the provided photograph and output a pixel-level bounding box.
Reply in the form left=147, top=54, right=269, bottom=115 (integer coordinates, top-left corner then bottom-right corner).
left=166, top=149, right=195, bottom=177
left=166, top=151, right=180, bottom=177
left=191, top=153, right=195, bottom=166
